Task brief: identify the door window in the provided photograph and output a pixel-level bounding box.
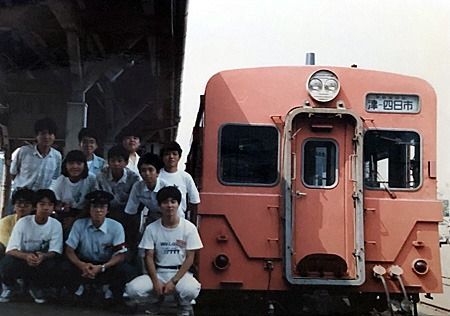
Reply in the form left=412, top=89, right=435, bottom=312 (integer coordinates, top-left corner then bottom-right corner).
left=302, top=140, right=338, bottom=187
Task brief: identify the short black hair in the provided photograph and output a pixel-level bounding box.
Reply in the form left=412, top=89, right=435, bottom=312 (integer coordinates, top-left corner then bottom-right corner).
left=61, top=150, right=89, bottom=179
left=160, top=141, right=182, bottom=158
left=117, top=127, right=141, bottom=141
left=34, top=189, right=57, bottom=205
left=12, top=188, right=35, bottom=205
left=34, top=117, right=57, bottom=135
left=108, top=145, right=129, bottom=162
left=85, top=190, right=114, bottom=205
left=78, top=127, right=99, bottom=143
left=157, top=186, right=182, bottom=205
left=138, top=153, right=163, bottom=171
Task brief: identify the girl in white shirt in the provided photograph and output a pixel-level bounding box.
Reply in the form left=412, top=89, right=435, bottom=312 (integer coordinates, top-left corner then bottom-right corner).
left=50, top=150, right=97, bottom=232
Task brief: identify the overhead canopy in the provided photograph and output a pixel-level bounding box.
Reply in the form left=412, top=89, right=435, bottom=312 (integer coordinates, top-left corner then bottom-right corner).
left=0, top=0, right=188, bottom=153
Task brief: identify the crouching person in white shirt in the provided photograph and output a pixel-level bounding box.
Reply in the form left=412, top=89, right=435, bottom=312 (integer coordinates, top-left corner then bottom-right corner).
left=0, top=189, right=63, bottom=304
left=125, top=186, right=202, bottom=316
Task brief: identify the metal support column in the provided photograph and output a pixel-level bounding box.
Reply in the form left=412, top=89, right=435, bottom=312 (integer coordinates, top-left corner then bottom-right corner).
left=65, top=30, right=86, bottom=153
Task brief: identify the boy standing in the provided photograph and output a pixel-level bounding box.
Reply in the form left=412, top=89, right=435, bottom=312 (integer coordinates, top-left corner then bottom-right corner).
left=10, top=117, right=62, bottom=192
left=96, top=145, right=140, bottom=219
left=119, top=129, right=141, bottom=176
left=159, top=142, right=200, bottom=221
left=0, top=189, right=63, bottom=304
left=125, top=153, right=168, bottom=225
left=124, top=153, right=168, bottom=260
left=78, top=128, right=105, bottom=176
left=125, top=186, right=203, bottom=316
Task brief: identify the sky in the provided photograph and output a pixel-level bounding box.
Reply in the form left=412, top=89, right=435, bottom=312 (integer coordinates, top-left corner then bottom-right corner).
left=178, top=0, right=450, bottom=199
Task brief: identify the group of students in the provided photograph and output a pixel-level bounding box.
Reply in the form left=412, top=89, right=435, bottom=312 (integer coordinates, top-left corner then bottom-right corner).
left=0, top=117, right=203, bottom=316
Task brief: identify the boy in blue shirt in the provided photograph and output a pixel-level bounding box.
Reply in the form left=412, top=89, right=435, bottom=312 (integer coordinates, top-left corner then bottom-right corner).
left=96, top=145, right=140, bottom=222
left=78, top=128, right=105, bottom=176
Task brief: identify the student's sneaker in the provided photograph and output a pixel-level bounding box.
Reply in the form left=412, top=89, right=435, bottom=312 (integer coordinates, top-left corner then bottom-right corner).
left=102, top=284, right=113, bottom=300
left=177, top=304, right=193, bottom=316
left=0, top=287, right=13, bottom=303
left=144, top=309, right=161, bottom=316
left=74, top=284, right=84, bottom=297
left=16, top=278, right=25, bottom=294
left=144, top=302, right=162, bottom=316
left=29, top=287, right=46, bottom=304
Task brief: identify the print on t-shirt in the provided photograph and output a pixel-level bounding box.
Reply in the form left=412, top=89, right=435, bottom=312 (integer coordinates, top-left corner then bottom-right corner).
left=161, top=238, right=186, bottom=255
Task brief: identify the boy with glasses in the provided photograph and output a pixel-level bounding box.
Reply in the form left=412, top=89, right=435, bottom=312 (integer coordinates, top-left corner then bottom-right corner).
left=64, top=190, right=128, bottom=304
left=78, top=128, right=105, bottom=176
left=0, top=188, right=35, bottom=259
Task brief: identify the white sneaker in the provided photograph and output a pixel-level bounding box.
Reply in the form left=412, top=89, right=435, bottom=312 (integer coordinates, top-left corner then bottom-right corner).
left=144, top=311, right=161, bottom=316
left=177, top=304, right=193, bottom=316
left=0, top=288, right=12, bottom=303
left=144, top=302, right=162, bottom=315
left=28, top=287, right=46, bottom=304
left=103, top=285, right=113, bottom=300
left=74, top=284, right=84, bottom=296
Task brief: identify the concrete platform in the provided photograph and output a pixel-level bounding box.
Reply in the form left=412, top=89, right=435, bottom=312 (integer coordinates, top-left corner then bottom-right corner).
left=0, top=300, right=446, bottom=315
left=418, top=302, right=449, bottom=316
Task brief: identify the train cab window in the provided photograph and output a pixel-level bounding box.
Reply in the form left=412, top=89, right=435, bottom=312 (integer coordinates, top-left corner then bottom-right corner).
left=302, top=140, right=337, bottom=187
left=219, top=124, right=278, bottom=185
left=364, top=130, right=420, bottom=189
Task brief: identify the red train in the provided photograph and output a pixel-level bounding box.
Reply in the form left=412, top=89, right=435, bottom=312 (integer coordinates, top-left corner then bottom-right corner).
left=187, top=65, right=442, bottom=315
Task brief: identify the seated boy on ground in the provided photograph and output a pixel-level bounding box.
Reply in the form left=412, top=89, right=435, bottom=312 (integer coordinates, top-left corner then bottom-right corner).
left=0, top=189, right=63, bottom=304
left=64, top=190, right=128, bottom=304
left=125, top=186, right=203, bottom=316
left=0, top=188, right=35, bottom=259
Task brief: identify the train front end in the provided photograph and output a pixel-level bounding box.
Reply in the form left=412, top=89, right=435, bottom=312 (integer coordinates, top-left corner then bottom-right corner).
left=189, top=66, right=442, bottom=314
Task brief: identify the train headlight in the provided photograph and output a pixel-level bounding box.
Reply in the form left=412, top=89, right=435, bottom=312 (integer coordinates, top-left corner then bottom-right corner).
left=308, top=78, right=323, bottom=91
left=213, top=254, right=230, bottom=270
left=307, top=70, right=340, bottom=102
left=412, top=259, right=429, bottom=275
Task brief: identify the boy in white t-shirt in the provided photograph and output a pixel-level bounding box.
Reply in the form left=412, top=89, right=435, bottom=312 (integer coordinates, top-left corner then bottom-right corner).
left=125, top=186, right=203, bottom=316
left=0, top=189, right=63, bottom=304
left=158, top=142, right=200, bottom=222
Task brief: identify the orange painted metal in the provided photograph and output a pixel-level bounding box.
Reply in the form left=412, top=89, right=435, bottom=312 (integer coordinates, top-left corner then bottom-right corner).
left=195, top=66, right=441, bottom=294
left=291, top=117, right=357, bottom=279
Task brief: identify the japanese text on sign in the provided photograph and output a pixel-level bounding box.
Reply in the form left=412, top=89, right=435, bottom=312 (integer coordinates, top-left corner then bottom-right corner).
left=366, top=94, right=420, bottom=113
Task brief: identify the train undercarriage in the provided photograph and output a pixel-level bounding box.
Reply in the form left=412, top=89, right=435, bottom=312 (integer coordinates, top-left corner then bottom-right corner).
left=196, top=289, right=419, bottom=316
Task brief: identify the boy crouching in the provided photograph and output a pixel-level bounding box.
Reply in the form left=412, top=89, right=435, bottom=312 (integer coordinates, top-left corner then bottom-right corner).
left=125, top=186, right=202, bottom=316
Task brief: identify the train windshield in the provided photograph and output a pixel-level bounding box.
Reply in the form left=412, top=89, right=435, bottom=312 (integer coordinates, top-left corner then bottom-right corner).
left=364, top=130, right=421, bottom=189
left=219, top=124, right=278, bottom=185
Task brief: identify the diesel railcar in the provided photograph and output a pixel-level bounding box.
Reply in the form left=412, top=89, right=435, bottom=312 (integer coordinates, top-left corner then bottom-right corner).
left=187, top=66, right=442, bottom=315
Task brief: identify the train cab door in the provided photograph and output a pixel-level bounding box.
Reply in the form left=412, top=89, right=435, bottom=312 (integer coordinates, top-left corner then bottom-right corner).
left=283, top=108, right=365, bottom=286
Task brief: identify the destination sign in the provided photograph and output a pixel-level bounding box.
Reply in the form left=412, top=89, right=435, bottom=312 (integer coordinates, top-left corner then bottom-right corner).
left=365, top=94, right=420, bottom=113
